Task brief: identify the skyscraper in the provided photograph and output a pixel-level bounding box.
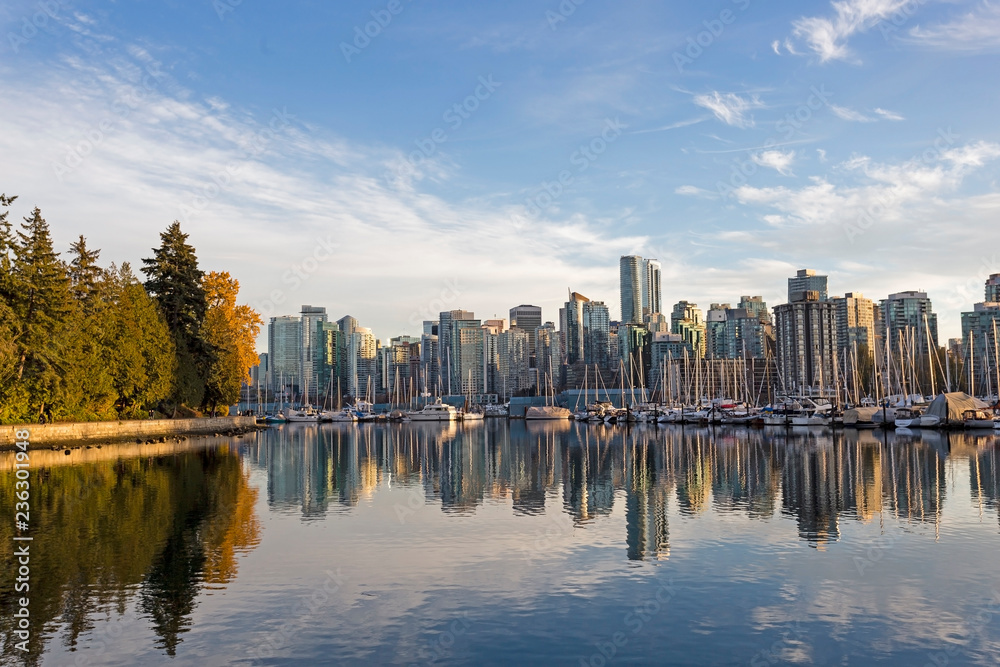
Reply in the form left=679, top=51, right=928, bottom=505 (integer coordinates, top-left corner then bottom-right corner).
left=268, top=316, right=301, bottom=393
left=671, top=301, right=705, bottom=359
left=536, top=322, right=562, bottom=389
left=498, top=328, right=530, bottom=397
left=564, top=292, right=589, bottom=364
left=299, top=305, right=328, bottom=399
left=620, top=255, right=663, bottom=324
left=880, top=291, right=939, bottom=361
left=645, top=259, right=662, bottom=318
left=960, top=275, right=1000, bottom=396
left=583, top=300, right=611, bottom=367
left=774, top=291, right=838, bottom=394
left=620, top=256, right=644, bottom=324
left=788, top=269, right=829, bottom=302
left=509, top=304, right=542, bottom=364
left=831, top=292, right=877, bottom=355
left=347, top=327, right=377, bottom=398
left=439, top=309, right=476, bottom=394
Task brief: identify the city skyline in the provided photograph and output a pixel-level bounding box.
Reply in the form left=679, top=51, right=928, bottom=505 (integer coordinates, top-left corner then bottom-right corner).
left=1, top=1, right=998, bottom=351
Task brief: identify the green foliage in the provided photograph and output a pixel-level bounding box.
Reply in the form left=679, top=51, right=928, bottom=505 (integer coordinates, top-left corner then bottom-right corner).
left=0, top=197, right=256, bottom=424
left=141, top=221, right=211, bottom=409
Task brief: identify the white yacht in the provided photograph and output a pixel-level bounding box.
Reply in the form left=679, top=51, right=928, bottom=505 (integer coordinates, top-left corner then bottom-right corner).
left=407, top=399, right=459, bottom=422
left=286, top=405, right=320, bottom=423
left=323, top=407, right=358, bottom=422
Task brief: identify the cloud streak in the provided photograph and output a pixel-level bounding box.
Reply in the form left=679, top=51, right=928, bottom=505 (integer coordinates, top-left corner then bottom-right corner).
left=693, top=92, right=764, bottom=128
left=791, top=0, right=913, bottom=62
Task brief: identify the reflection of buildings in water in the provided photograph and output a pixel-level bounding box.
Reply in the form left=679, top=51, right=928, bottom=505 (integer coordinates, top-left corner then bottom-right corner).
left=626, top=436, right=670, bottom=561
left=242, top=421, right=965, bottom=548
left=673, top=431, right=713, bottom=515
left=882, top=431, right=946, bottom=526
left=503, top=421, right=559, bottom=516
left=970, top=441, right=1000, bottom=528
left=561, top=426, right=619, bottom=523
left=709, top=429, right=780, bottom=519
left=779, top=436, right=847, bottom=546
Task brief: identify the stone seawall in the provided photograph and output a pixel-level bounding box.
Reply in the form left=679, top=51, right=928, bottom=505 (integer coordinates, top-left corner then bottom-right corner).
left=0, top=416, right=259, bottom=449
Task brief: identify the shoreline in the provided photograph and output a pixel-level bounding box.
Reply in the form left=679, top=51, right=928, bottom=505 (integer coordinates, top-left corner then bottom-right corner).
left=0, top=416, right=266, bottom=450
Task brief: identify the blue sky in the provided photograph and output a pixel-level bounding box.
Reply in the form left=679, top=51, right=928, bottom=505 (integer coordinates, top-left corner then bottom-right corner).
left=2, top=0, right=999, bottom=349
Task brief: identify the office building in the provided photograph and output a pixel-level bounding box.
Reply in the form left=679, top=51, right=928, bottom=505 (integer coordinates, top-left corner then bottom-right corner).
left=510, top=305, right=543, bottom=363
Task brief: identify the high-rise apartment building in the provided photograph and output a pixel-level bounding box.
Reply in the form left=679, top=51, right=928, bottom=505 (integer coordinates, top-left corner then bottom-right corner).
left=880, top=291, right=939, bottom=360
left=960, top=275, right=1000, bottom=396
left=536, top=322, right=562, bottom=389
left=671, top=301, right=706, bottom=359
left=439, top=309, right=477, bottom=394
left=347, top=327, right=377, bottom=398
left=299, top=305, right=328, bottom=398
left=620, top=255, right=663, bottom=324
left=831, top=292, right=877, bottom=355
left=774, top=291, right=838, bottom=394
left=497, top=328, right=530, bottom=397
left=268, top=316, right=301, bottom=393
left=583, top=300, right=611, bottom=367
left=788, top=269, right=829, bottom=302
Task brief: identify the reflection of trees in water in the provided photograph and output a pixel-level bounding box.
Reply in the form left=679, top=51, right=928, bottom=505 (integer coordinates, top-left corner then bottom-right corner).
left=0, top=447, right=259, bottom=662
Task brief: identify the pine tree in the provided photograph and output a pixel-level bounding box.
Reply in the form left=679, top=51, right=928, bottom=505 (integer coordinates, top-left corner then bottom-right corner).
left=68, top=235, right=103, bottom=308
left=0, top=195, right=21, bottom=420
left=141, top=221, right=210, bottom=410
left=10, top=208, right=74, bottom=422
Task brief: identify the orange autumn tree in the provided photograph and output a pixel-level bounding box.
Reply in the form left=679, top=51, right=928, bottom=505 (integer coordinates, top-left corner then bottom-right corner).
left=201, top=271, right=262, bottom=415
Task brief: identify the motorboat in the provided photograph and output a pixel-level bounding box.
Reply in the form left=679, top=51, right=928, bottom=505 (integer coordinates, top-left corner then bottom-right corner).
left=407, top=399, right=459, bottom=422
left=323, top=407, right=358, bottom=422
left=264, top=412, right=287, bottom=424
left=894, top=407, right=923, bottom=429
left=963, top=409, right=996, bottom=429
left=286, top=405, right=320, bottom=423
left=460, top=409, right=485, bottom=421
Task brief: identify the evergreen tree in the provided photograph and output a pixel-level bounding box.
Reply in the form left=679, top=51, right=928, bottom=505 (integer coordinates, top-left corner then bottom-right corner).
left=68, top=235, right=103, bottom=308
left=141, top=222, right=210, bottom=410
left=0, top=195, right=20, bottom=420
left=102, top=264, right=176, bottom=417
left=10, top=208, right=74, bottom=422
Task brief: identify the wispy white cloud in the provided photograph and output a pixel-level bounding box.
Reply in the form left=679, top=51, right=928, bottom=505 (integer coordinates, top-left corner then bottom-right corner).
left=0, top=47, right=647, bottom=343
left=630, top=117, right=707, bottom=135
left=791, top=0, right=913, bottom=62
left=832, top=105, right=876, bottom=122
left=753, top=150, right=797, bottom=175
left=873, top=107, right=905, bottom=121
left=693, top=92, right=764, bottom=129
left=909, top=1, right=1000, bottom=51
left=831, top=105, right=905, bottom=122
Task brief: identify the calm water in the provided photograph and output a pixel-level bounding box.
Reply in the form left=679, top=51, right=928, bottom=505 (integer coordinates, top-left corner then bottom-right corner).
left=3, top=422, right=1000, bottom=666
